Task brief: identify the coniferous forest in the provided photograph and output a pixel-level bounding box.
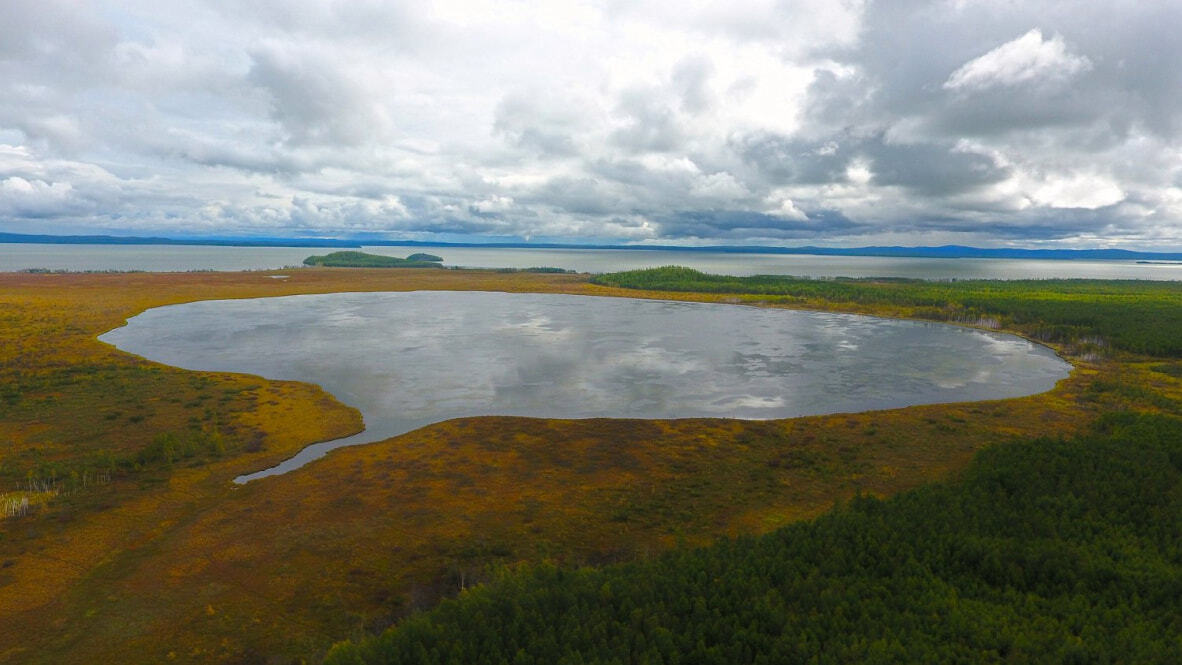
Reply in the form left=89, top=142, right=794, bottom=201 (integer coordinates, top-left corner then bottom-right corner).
left=327, top=412, right=1182, bottom=664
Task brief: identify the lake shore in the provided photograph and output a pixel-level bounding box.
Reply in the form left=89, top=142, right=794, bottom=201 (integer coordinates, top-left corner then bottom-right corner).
left=2, top=268, right=1177, bottom=663
left=6, top=242, right=1182, bottom=279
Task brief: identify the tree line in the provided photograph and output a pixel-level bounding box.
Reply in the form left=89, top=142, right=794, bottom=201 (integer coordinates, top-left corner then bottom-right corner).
left=591, top=267, right=1182, bottom=356
left=326, top=412, right=1182, bottom=664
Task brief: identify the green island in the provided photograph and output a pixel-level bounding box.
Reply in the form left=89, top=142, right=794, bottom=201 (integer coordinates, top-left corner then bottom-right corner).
left=406, top=253, right=444, bottom=262
left=303, top=250, right=445, bottom=268
left=1, top=267, right=1179, bottom=664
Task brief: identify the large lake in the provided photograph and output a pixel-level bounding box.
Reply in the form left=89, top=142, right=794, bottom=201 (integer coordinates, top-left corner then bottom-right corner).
left=5, top=242, right=1182, bottom=280
left=99, top=292, right=1071, bottom=482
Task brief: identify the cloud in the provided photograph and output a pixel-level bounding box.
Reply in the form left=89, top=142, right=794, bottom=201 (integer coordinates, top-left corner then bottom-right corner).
left=470, top=195, right=514, bottom=215
left=247, top=43, right=394, bottom=147
left=0, top=144, right=123, bottom=222
left=657, top=208, right=863, bottom=240
left=493, top=94, right=582, bottom=158
left=867, top=140, right=1010, bottom=196
left=0, top=176, right=77, bottom=218
left=766, top=197, right=809, bottom=222
left=610, top=86, right=686, bottom=154
left=1030, top=173, right=1125, bottom=210
left=0, top=1, right=1178, bottom=248
left=944, top=29, right=1092, bottom=92
left=671, top=57, right=715, bottom=114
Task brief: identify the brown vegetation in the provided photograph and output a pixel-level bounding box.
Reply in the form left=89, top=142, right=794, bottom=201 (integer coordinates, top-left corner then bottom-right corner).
left=0, top=268, right=1176, bottom=663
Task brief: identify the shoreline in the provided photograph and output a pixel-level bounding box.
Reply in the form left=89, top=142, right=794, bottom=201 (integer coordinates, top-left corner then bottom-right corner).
left=95, top=289, right=1065, bottom=483
left=4, top=267, right=1163, bottom=664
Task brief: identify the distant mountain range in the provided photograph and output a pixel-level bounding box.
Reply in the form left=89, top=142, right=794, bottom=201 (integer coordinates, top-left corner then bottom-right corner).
left=3, top=231, right=1181, bottom=261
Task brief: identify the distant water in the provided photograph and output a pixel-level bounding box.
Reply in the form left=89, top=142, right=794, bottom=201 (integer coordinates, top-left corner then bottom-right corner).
left=0, top=243, right=336, bottom=272
left=3, top=242, right=1182, bottom=279
left=99, top=292, right=1070, bottom=481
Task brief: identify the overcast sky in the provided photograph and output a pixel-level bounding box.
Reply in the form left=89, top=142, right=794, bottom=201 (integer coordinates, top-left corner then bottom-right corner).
left=2, top=1, right=1181, bottom=248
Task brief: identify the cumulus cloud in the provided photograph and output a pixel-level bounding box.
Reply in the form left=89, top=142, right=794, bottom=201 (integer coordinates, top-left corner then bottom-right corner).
left=1030, top=173, right=1125, bottom=210
left=0, top=1, right=1178, bottom=248
left=0, top=177, right=77, bottom=218
left=944, top=29, right=1092, bottom=92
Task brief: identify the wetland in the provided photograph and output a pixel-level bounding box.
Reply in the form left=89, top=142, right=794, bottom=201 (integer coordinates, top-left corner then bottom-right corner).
left=1, top=267, right=1178, bottom=664
left=98, top=291, right=1069, bottom=480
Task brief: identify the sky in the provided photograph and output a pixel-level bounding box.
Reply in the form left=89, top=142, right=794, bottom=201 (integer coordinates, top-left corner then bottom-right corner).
left=2, top=1, right=1181, bottom=249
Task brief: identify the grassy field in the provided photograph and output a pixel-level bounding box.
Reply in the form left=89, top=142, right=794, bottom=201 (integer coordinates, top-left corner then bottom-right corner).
left=593, top=266, right=1182, bottom=356
left=0, top=267, right=1179, bottom=663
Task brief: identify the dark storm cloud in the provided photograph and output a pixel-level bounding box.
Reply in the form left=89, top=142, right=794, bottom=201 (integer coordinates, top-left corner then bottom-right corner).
left=736, top=133, right=853, bottom=185
left=529, top=177, right=621, bottom=217
left=885, top=206, right=1134, bottom=244
left=866, top=142, right=1010, bottom=196
left=735, top=132, right=1009, bottom=196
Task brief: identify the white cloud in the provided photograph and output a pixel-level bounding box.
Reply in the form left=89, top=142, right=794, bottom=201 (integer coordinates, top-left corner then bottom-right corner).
left=0, top=176, right=76, bottom=217
left=690, top=172, right=748, bottom=200
left=767, top=197, right=808, bottom=222
left=845, top=159, right=872, bottom=186
left=944, top=29, right=1092, bottom=92
left=1031, top=173, right=1125, bottom=210
left=0, top=2, right=1179, bottom=248
left=471, top=195, right=514, bottom=213
left=247, top=42, right=396, bottom=146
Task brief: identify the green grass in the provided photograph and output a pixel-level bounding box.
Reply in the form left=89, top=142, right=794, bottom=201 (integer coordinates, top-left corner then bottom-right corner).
left=592, top=267, right=1182, bottom=356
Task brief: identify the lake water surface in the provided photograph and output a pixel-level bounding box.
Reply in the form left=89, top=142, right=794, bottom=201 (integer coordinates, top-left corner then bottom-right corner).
left=5, top=242, right=1182, bottom=280
left=98, top=292, right=1070, bottom=482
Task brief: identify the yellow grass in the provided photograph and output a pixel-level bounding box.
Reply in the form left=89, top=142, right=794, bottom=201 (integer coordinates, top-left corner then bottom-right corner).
left=1, top=268, right=1177, bottom=663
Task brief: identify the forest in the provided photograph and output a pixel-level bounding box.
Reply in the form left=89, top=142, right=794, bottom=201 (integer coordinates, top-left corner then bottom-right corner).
left=592, top=267, right=1182, bottom=356
left=303, top=251, right=444, bottom=268
left=326, top=412, right=1182, bottom=664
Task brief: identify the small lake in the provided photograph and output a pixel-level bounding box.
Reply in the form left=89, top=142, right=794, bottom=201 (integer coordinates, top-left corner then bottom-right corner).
left=98, top=292, right=1071, bottom=482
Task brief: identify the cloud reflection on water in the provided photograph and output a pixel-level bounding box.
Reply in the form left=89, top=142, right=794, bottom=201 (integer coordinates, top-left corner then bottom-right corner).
left=99, top=292, right=1071, bottom=480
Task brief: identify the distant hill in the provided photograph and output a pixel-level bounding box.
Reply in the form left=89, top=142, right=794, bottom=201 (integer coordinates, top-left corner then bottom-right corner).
left=405, top=252, right=443, bottom=262
left=2, top=231, right=1180, bottom=261
left=302, top=251, right=443, bottom=268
